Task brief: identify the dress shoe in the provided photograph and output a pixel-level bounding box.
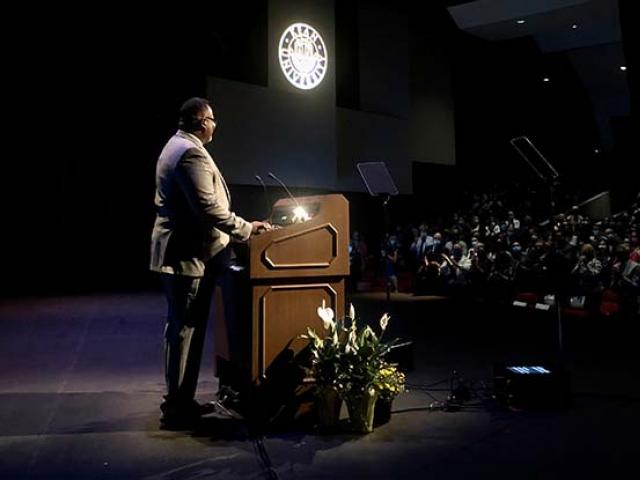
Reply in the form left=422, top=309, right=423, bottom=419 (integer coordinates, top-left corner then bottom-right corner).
left=159, top=399, right=215, bottom=429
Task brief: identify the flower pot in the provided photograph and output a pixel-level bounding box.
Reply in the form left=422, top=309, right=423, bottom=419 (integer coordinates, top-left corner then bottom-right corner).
left=346, top=389, right=378, bottom=433
left=316, top=387, right=342, bottom=430
left=374, top=397, right=392, bottom=426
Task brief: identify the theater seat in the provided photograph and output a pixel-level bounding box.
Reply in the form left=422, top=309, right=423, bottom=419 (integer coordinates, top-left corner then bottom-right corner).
left=599, top=289, right=621, bottom=317
left=599, top=301, right=620, bottom=316
left=601, top=289, right=620, bottom=303
left=561, top=306, right=591, bottom=319
left=515, top=292, right=539, bottom=304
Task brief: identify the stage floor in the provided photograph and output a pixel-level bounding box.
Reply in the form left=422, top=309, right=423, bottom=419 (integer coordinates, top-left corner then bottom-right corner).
left=0, top=292, right=638, bottom=479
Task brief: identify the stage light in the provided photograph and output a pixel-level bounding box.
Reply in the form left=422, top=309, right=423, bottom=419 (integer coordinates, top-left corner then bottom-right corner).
left=543, top=77, right=550, bottom=82
left=278, top=23, right=327, bottom=90
left=506, top=366, right=551, bottom=375
left=494, top=363, right=571, bottom=409
left=516, top=19, right=526, bottom=24
left=620, top=66, right=627, bottom=71
left=572, top=24, right=578, bottom=29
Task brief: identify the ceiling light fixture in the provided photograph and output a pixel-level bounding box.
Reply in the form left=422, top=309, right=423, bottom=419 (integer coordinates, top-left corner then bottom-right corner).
left=572, top=24, right=578, bottom=29
left=620, top=66, right=627, bottom=71
left=516, top=19, right=526, bottom=24
left=543, top=77, right=550, bottom=82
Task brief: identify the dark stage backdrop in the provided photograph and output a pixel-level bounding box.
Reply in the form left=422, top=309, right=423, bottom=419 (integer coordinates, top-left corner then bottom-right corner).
left=2, top=1, right=630, bottom=297
left=2, top=5, right=269, bottom=297
left=1, top=1, right=456, bottom=296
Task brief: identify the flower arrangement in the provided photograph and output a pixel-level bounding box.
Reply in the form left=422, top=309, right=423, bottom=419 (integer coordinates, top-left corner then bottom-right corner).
left=374, top=365, right=406, bottom=401
left=301, top=300, right=349, bottom=392
left=301, top=301, right=404, bottom=431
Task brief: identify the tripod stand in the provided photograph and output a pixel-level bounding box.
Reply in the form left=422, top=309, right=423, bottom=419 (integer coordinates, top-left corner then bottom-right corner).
left=510, top=136, right=565, bottom=355
left=357, top=162, right=399, bottom=304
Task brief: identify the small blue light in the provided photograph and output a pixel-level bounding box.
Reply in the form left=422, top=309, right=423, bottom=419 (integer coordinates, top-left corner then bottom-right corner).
left=507, top=365, right=551, bottom=375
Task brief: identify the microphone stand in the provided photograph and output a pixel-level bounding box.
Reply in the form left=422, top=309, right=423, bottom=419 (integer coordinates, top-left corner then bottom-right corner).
left=267, top=172, right=300, bottom=209
left=383, top=194, right=392, bottom=305
left=255, top=175, right=272, bottom=224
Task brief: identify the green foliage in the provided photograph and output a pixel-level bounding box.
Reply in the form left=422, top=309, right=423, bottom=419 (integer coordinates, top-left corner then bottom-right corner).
left=300, top=302, right=404, bottom=399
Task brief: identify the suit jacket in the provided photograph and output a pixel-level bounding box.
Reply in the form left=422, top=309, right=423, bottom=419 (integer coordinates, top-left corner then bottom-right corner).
left=150, top=131, right=252, bottom=277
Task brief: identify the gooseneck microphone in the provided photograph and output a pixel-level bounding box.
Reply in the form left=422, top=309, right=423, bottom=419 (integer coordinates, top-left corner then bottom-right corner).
left=267, top=172, right=300, bottom=208
left=255, top=174, right=272, bottom=222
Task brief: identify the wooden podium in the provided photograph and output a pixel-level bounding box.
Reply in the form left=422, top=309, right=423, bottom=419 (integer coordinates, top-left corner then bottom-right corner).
left=213, top=194, right=349, bottom=421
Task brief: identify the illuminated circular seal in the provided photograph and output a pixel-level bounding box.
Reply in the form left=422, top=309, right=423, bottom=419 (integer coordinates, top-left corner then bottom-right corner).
left=278, top=22, right=327, bottom=90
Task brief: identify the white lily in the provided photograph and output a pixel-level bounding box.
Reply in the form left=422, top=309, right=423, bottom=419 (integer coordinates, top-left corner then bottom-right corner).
left=317, top=300, right=335, bottom=331
left=345, top=329, right=358, bottom=353
left=379, top=313, right=390, bottom=331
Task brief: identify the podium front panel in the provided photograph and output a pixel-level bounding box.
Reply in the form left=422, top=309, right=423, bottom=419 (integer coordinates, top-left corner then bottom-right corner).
left=251, top=280, right=345, bottom=382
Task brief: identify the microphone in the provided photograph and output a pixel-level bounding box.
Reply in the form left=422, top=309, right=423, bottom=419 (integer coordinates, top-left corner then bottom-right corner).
left=267, top=172, right=300, bottom=208
left=267, top=172, right=310, bottom=223
left=255, top=174, right=272, bottom=222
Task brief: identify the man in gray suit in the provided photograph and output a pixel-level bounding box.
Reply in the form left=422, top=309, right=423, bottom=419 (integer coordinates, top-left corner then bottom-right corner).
left=150, top=97, right=270, bottom=428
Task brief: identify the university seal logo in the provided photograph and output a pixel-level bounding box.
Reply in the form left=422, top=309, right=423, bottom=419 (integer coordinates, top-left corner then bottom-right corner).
left=278, top=23, right=327, bottom=90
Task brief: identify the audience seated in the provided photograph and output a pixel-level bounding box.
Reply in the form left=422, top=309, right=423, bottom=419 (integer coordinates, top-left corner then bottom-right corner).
left=350, top=186, right=639, bottom=319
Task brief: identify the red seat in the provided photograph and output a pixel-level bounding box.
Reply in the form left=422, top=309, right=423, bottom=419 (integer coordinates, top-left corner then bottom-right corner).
left=599, top=301, right=620, bottom=316
left=601, top=289, right=620, bottom=303
left=599, top=289, right=621, bottom=317
left=515, top=292, right=538, bottom=304
left=562, top=307, right=591, bottom=319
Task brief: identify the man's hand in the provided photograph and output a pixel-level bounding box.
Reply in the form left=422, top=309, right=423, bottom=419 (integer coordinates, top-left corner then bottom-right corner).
left=251, top=221, right=272, bottom=235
